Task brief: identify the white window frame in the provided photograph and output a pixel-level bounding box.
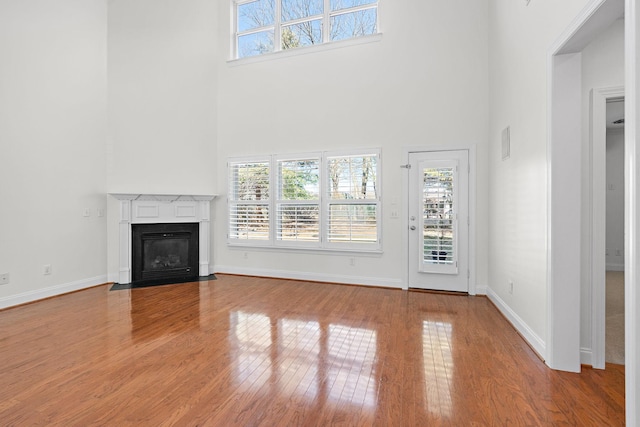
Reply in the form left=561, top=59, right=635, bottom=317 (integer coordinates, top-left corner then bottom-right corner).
left=232, top=0, right=380, bottom=60
left=227, top=149, right=382, bottom=252
left=323, top=149, right=381, bottom=251
left=275, top=153, right=322, bottom=249
left=228, top=156, right=273, bottom=246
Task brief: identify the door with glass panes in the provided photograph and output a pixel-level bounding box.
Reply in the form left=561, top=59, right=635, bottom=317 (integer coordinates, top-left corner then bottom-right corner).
left=408, top=150, right=469, bottom=292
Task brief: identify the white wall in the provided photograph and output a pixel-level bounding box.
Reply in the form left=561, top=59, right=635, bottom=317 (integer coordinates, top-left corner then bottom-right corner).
left=606, top=128, right=625, bottom=270
left=106, top=0, right=218, bottom=280
left=213, top=0, right=490, bottom=288
left=488, top=0, right=593, bottom=350
left=579, top=18, right=624, bottom=358
left=0, top=0, right=108, bottom=307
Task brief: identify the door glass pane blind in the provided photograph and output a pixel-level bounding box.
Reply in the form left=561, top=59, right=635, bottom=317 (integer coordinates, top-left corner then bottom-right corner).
left=422, top=167, right=454, bottom=265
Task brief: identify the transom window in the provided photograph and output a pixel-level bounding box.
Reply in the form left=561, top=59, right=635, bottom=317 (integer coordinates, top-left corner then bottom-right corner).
left=228, top=150, right=381, bottom=251
left=234, top=0, right=379, bottom=59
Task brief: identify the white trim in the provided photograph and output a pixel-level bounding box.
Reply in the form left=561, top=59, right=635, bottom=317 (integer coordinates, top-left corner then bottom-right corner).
left=212, top=264, right=403, bottom=289
left=548, top=1, right=636, bottom=422
left=274, top=0, right=282, bottom=50
left=229, top=33, right=383, bottom=65
left=227, top=241, right=383, bottom=254
left=590, top=86, right=624, bottom=370
left=226, top=245, right=383, bottom=256
left=581, top=347, right=594, bottom=366
left=330, top=3, right=377, bottom=17
left=322, top=0, right=330, bottom=43
left=551, top=0, right=624, bottom=55
left=486, top=286, right=546, bottom=359
left=235, top=0, right=259, bottom=6
left=606, top=263, right=626, bottom=271
left=548, top=50, right=583, bottom=373
left=625, top=1, right=639, bottom=424
left=401, top=143, right=477, bottom=295
left=547, top=0, right=623, bottom=374
left=0, top=275, right=107, bottom=310
left=475, top=284, right=488, bottom=295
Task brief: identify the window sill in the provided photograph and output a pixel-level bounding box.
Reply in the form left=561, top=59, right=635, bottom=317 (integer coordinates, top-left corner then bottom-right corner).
left=227, top=33, right=383, bottom=67
left=227, top=242, right=383, bottom=256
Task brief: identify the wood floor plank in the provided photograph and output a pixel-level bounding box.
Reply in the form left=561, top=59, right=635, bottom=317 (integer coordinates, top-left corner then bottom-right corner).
left=0, top=274, right=625, bottom=426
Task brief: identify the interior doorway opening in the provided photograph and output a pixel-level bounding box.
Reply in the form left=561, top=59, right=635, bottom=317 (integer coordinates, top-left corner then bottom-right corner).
left=605, top=98, right=625, bottom=365
left=589, top=88, right=624, bottom=369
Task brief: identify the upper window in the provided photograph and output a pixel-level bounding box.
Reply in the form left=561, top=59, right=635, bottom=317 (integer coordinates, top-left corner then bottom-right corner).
left=234, top=0, right=379, bottom=59
left=228, top=150, right=381, bottom=251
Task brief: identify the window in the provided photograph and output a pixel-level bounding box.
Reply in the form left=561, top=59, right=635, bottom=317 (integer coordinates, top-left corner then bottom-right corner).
left=326, top=153, right=378, bottom=248
left=277, top=156, right=321, bottom=244
left=228, top=159, right=271, bottom=242
left=228, top=150, right=381, bottom=251
left=234, top=0, right=379, bottom=59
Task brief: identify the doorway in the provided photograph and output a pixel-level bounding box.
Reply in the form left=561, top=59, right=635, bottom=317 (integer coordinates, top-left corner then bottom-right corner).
left=605, top=98, right=625, bottom=365
left=547, top=0, right=625, bottom=373
left=549, top=0, right=638, bottom=422
left=407, top=150, right=469, bottom=292
left=590, top=88, right=624, bottom=369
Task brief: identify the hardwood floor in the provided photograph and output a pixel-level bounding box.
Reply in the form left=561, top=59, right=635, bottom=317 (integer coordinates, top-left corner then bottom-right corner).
left=0, top=274, right=625, bottom=426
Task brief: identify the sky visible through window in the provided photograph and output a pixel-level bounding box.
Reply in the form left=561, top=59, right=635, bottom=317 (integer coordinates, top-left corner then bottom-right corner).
left=236, top=0, right=378, bottom=58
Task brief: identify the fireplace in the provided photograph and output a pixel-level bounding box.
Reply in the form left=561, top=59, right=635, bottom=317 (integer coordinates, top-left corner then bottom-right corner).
left=132, top=223, right=199, bottom=283
left=110, top=193, right=217, bottom=285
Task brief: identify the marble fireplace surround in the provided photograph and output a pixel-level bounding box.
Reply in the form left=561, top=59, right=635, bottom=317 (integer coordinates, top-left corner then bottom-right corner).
left=110, top=193, right=217, bottom=284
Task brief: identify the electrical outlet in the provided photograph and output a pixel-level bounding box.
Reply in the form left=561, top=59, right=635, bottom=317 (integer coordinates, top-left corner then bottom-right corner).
left=509, top=281, right=514, bottom=295
left=43, top=264, right=52, bottom=275
left=349, top=257, right=355, bottom=266
left=243, top=252, right=248, bottom=260
left=0, top=273, right=9, bottom=285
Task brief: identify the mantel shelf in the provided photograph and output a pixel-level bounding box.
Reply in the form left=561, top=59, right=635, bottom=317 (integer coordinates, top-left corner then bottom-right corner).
left=109, top=193, right=218, bottom=203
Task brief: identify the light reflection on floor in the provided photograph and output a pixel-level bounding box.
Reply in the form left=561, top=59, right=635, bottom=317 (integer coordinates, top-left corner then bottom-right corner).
left=230, top=311, right=377, bottom=409
left=423, top=320, right=454, bottom=418
left=278, top=318, right=320, bottom=399
left=327, top=324, right=377, bottom=407
left=231, top=312, right=273, bottom=390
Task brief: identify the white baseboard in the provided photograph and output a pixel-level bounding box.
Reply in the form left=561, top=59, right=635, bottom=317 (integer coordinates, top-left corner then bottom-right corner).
left=486, top=287, right=546, bottom=359
left=475, top=284, right=488, bottom=295
left=606, top=263, right=625, bottom=272
left=0, top=275, right=108, bottom=310
left=581, top=347, right=593, bottom=366
left=212, top=265, right=404, bottom=289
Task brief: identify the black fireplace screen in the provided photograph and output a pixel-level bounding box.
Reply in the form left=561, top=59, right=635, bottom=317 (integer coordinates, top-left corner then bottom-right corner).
left=132, top=223, right=199, bottom=283
left=144, top=235, right=189, bottom=271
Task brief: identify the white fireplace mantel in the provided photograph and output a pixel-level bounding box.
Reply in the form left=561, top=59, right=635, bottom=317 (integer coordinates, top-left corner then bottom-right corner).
left=110, top=193, right=217, bottom=284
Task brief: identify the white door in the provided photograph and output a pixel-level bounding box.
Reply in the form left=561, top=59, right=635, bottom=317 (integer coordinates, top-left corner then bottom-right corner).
left=408, top=150, right=469, bottom=292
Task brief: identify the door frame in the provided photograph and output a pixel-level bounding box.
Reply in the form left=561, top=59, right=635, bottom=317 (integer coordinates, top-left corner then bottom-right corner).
left=590, top=86, right=624, bottom=370
left=402, top=144, right=477, bottom=295
left=549, top=0, right=638, bottom=423
left=547, top=0, right=624, bottom=373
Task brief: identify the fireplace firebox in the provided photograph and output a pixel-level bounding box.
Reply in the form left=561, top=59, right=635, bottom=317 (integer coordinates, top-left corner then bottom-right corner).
left=132, top=223, right=199, bottom=283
